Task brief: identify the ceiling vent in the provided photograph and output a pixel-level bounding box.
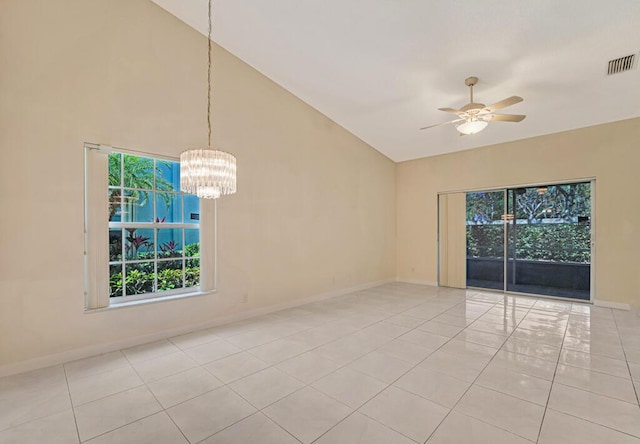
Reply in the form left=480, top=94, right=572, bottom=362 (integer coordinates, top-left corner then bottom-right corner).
left=607, top=53, right=636, bottom=75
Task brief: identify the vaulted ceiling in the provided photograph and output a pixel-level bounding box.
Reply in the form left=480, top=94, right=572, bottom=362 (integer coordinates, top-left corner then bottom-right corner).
left=152, top=0, right=640, bottom=162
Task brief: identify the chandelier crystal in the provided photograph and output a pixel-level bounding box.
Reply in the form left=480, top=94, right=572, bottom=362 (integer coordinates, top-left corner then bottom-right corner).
left=180, top=0, right=236, bottom=199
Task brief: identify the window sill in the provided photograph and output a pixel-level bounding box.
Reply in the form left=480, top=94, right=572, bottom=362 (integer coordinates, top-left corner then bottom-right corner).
left=84, top=289, right=217, bottom=313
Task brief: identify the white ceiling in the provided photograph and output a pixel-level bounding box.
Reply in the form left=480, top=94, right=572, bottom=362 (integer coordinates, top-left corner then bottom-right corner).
left=152, top=0, right=640, bottom=162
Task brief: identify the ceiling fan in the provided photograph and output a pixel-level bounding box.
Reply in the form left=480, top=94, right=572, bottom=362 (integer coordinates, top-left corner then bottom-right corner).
left=420, top=76, right=526, bottom=135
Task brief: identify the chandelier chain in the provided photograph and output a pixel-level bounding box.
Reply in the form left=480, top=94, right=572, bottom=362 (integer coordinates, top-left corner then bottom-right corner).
left=207, top=0, right=212, bottom=147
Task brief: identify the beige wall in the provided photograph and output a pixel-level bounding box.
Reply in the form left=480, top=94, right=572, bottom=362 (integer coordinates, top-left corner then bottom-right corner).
left=0, top=0, right=396, bottom=368
left=397, top=117, right=640, bottom=305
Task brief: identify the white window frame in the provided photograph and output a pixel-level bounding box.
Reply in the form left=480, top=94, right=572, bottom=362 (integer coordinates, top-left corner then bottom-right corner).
left=83, top=143, right=216, bottom=310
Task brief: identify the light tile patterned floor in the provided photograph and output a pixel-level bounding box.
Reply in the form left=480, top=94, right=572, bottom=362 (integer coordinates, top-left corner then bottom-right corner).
left=1, top=283, right=640, bottom=443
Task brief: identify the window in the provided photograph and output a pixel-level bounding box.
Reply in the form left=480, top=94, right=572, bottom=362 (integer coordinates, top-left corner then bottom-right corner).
left=108, top=152, right=200, bottom=299
left=84, top=144, right=214, bottom=309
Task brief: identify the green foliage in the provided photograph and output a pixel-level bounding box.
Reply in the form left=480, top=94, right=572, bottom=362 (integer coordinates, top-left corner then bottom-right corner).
left=157, top=269, right=183, bottom=291
left=467, top=223, right=590, bottom=263
left=125, top=269, right=154, bottom=295
left=109, top=266, right=200, bottom=297
left=184, top=242, right=200, bottom=257
left=108, top=153, right=176, bottom=221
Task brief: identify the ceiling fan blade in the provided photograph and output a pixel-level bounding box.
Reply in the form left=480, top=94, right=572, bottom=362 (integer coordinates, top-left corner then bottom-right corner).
left=485, top=96, right=523, bottom=112
left=487, top=113, right=526, bottom=122
left=438, top=107, right=461, bottom=114
left=419, top=118, right=463, bottom=130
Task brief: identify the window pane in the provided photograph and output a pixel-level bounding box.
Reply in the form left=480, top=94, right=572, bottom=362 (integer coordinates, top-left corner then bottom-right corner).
left=123, top=154, right=154, bottom=190
left=109, top=264, right=123, bottom=297
left=185, top=229, right=199, bottom=258
left=124, top=228, right=154, bottom=260
left=157, top=228, right=183, bottom=258
left=185, top=258, right=200, bottom=288
left=108, top=188, right=122, bottom=222
left=184, top=194, right=200, bottom=224
left=156, top=159, right=179, bottom=192
left=109, top=229, right=122, bottom=262
left=108, top=153, right=122, bottom=187
left=157, top=260, right=184, bottom=292
left=125, top=262, right=155, bottom=295
left=156, top=193, right=182, bottom=223
left=122, top=189, right=153, bottom=223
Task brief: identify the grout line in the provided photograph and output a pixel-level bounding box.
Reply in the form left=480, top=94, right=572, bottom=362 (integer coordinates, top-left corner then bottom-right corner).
left=61, top=364, right=82, bottom=444
left=534, top=302, right=571, bottom=443
left=611, top=310, right=640, bottom=406
left=422, top=295, right=540, bottom=443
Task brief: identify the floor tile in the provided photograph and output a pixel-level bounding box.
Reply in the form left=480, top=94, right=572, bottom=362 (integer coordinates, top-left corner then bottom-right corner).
left=467, top=320, right=514, bottom=336
left=548, top=383, right=640, bottom=437
left=503, top=337, right=561, bottom=363
left=64, top=351, right=130, bottom=380
left=204, top=351, right=270, bottom=383
left=394, top=365, right=471, bottom=408
left=455, top=329, right=507, bottom=348
left=489, top=350, right=557, bottom=380
left=431, top=314, right=475, bottom=327
left=130, top=350, right=198, bottom=383
left=0, top=366, right=71, bottom=431
left=476, top=364, right=552, bottom=405
left=418, top=321, right=463, bottom=338
left=84, top=412, right=188, bottom=444
left=121, top=340, right=179, bottom=363
left=147, top=367, right=223, bottom=408
left=264, top=387, right=352, bottom=444
left=376, top=338, right=436, bottom=364
left=276, top=351, right=342, bottom=384
left=183, top=339, right=242, bottom=365
left=315, top=412, right=415, bottom=444
left=229, top=367, right=304, bottom=409
left=74, top=386, right=162, bottom=442
left=201, top=412, right=299, bottom=444
left=427, top=411, right=533, bottom=444
left=562, top=335, right=626, bottom=360
left=313, top=367, right=387, bottom=408
left=348, top=351, right=414, bottom=383
left=398, top=329, right=449, bottom=349
left=419, top=350, right=487, bottom=383
left=386, top=314, right=427, bottom=329
left=359, top=386, right=448, bottom=443
left=248, top=338, right=310, bottom=364
left=0, top=410, right=79, bottom=444
left=68, top=365, right=143, bottom=406
left=362, top=321, right=412, bottom=338
left=539, top=409, right=640, bottom=444
left=511, top=328, right=564, bottom=347
left=555, top=363, right=637, bottom=403
left=166, top=386, right=256, bottom=443
left=559, top=349, right=630, bottom=378
left=455, top=385, right=544, bottom=441
left=168, top=328, right=220, bottom=350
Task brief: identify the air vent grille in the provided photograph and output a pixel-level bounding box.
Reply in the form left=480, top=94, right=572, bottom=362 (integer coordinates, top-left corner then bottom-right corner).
left=607, top=54, right=636, bottom=75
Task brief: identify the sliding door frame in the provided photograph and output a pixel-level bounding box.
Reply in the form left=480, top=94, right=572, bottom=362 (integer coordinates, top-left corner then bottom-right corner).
left=438, top=177, right=596, bottom=303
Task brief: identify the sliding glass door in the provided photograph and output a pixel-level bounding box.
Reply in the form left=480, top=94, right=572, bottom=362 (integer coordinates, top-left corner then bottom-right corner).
left=465, top=181, right=592, bottom=300
left=466, top=191, right=505, bottom=291
left=506, top=183, right=591, bottom=299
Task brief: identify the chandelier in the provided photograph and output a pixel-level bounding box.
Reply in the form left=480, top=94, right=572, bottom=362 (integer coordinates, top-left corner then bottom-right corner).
left=180, top=0, right=237, bottom=199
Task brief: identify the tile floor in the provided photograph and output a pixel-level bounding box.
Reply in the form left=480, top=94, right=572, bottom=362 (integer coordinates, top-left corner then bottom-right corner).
left=1, top=283, right=640, bottom=443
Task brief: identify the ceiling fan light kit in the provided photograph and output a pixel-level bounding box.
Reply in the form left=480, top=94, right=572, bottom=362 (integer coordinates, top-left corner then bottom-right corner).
left=420, top=76, right=526, bottom=136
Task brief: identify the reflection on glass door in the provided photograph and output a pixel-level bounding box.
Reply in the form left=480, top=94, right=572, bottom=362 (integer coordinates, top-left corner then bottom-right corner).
left=506, top=183, right=591, bottom=300
left=466, top=191, right=505, bottom=291
left=466, top=182, right=592, bottom=300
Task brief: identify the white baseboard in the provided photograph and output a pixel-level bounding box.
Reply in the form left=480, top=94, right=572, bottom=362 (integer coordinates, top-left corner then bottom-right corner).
left=0, top=279, right=393, bottom=378
left=594, top=299, right=631, bottom=311
left=395, top=278, right=438, bottom=287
